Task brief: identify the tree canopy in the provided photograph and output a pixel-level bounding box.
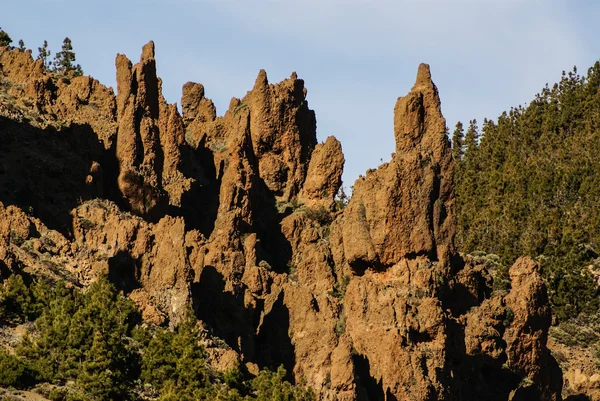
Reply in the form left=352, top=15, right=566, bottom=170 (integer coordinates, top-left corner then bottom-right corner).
left=453, top=62, right=600, bottom=321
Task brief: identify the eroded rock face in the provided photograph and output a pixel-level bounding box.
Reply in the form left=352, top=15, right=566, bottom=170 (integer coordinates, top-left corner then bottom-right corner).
left=115, top=42, right=195, bottom=217
left=0, top=42, right=563, bottom=401
left=300, top=136, right=345, bottom=210
left=184, top=70, right=319, bottom=204
left=504, top=257, right=563, bottom=401
left=328, top=65, right=560, bottom=401
left=0, top=46, right=117, bottom=146
left=341, top=64, right=454, bottom=273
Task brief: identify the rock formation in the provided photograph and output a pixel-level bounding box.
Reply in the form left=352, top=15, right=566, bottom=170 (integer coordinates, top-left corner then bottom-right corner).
left=0, top=43, right=564, bottom=400
left=340, top=64, right=454, bottom=273
left=115, top=41, right=196, bottom=217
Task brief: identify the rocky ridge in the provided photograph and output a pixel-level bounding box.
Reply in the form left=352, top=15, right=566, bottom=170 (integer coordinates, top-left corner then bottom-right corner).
left=0, top=43, right=563, bottom=400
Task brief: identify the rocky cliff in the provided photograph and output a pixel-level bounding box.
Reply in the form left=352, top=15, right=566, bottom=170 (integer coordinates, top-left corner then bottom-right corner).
left=0, top=43, right=563, bottom=400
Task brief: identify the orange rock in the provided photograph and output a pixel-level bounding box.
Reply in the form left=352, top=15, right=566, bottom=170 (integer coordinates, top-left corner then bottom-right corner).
left=0, top=42, right=564, bottom=401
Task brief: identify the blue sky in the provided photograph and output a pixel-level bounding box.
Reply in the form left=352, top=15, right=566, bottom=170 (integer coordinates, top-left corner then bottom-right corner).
left=3, top=1, right=600, bottom=187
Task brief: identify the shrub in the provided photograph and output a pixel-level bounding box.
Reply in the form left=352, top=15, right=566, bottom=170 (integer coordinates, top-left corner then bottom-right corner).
left=249, top=366, right=315, bottom=401
left=0, top=348, right=34, bottom=387
left=0, top=27, right=12, bottom=47
left=328, top=275, right=350, bottom=300
left=303, top=206, right=332, bottom=226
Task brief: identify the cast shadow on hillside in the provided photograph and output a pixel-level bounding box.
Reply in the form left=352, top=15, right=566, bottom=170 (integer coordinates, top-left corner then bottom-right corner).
left=172, top=138, right=220, bottom=237
left=0, top=117, right=120, bottom=236
left=565, top=395, right=592, bottom=401
left=192, top=266, right=295, bottom=380
left=192, top=265, right=256, bottom=352
left=352, top=353, right=396, bottom=401
left=442, top=318, right=529, bottom=401
left=254, top=291, right=295, bottom=381
left=107, top=251, right=142, bottom=295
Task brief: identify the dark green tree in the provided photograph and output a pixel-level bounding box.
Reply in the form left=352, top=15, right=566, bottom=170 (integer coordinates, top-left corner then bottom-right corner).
left=53, top=37, right=83, bottom=76
left=464, top=119, right=480, bottom=155
left=0, top=274, right=45, bottom=322
left=18, top=278, right=138, bottom=398
left=140, top=310, right=212, bottom=397
left=18, top=39, right=26, bottom=51
left=37, top=40, right=52, bottom=69
left=452, top=121, right=465, bottom=162
left=0, top=27, right=12, bottom=47
left=454, top=62, right=600, bottom=320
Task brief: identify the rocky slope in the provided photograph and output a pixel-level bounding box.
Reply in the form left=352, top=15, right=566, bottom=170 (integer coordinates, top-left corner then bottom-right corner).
left=0, top=43, right=565, bottom=400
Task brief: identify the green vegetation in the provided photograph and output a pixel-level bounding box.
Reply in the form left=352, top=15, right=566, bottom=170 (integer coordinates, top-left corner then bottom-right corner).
left=0, top=27, right=12, bottom=47
left=37, top=40, right=52, bottom=70
left=333, top=186, right=349, bottom=212
left=0, top=28, right=83, bottom=76
left=0, top=274, right=314, bottom=401
left=454, top=62, right=600, bottom=321
left=53, top=37, right=83, bottom=77
left=302, top=205, right=333, bottom=226
left=328, top=275, right=350, bottom=300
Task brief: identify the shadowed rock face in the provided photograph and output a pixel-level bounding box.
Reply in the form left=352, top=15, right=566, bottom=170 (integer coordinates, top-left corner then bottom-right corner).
left=0, top=43, right=562, bottom=401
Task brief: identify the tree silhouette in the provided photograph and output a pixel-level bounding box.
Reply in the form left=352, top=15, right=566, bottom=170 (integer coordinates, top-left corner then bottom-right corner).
left=37, top=40, right=52, bottom=69
left=53, top=37, right=83, bottom=76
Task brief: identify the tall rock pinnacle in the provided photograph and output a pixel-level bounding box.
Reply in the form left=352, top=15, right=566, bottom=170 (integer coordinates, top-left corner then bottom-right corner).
left=115, top=42, right=193, bottom=217
left=340, top=63, right=454, bottom=271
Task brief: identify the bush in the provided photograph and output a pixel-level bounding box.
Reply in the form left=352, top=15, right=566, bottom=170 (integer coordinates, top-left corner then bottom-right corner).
left=0, top=348, right=34, bottom=387
left=303, top=206, right=332, bottom=226
left=0, top=27, right=12, bottom=47
left=249, top=366, right=315, bottom=401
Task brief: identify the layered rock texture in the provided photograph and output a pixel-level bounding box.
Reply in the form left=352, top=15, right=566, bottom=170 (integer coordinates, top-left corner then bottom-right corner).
left=0, top=43, right=563, bottom=400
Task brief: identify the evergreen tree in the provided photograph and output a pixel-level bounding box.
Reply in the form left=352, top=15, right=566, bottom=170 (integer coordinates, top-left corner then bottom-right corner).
left=18, top=39, right=26, bottom=51
left=37, top=40, right=52, bottom=69
left=141, top=310, right=212, bottom=397
left=452, top=121, right=465, bottom=162
left=249, top=367, right=315, bottom=401
left=464, top=119, right=480, bottom=155
left=0, top=27, right=12, bottom=47
left=0, top=274, right=317, bottom=399
left=53, top=37, right=83, bottom=76
left=454, top=62, right=600, bottom=320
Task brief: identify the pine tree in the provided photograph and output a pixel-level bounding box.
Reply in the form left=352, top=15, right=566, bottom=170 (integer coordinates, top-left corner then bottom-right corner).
left=452, top=121, right=465, bottom=161
left=464, top=119, right=480, bottom=154
left=53, top=37, right=83, bottom=76
left=0, top=27, right=12, bottom=47
left=18, top=39, right=26, bottom=51
left=37, top=40, right=52, bottom=69
left=453, top=63, right=600, bottom=321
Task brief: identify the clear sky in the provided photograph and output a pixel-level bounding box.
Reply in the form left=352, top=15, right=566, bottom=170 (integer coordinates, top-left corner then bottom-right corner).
left=3, top=1, right=600, bottom=187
